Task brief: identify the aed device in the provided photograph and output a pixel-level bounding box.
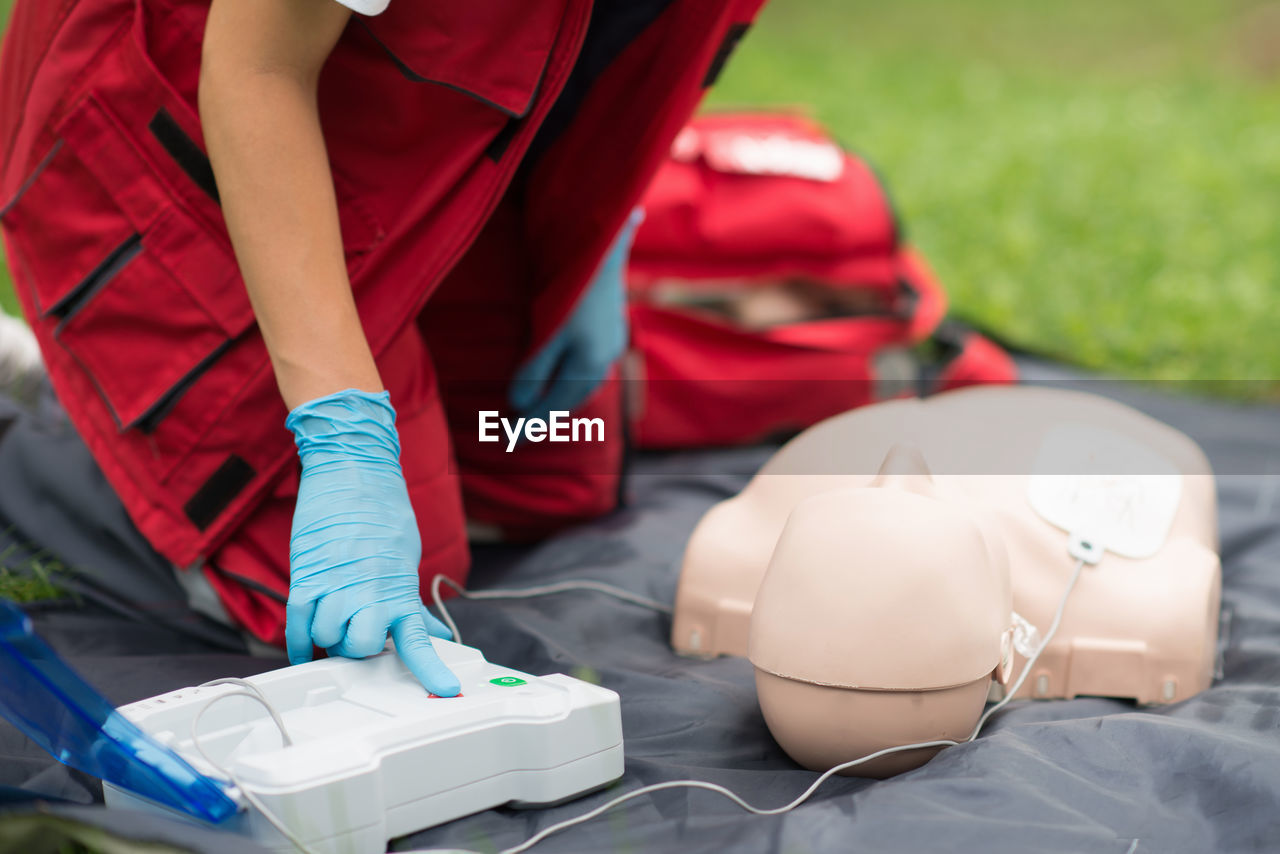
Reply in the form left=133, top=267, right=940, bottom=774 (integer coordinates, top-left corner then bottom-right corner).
left=0, top=599, right=624, bottom=854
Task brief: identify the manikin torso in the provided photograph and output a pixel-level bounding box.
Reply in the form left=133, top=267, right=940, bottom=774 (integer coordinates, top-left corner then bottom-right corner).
left=672, top=386, right=1221, bottom=775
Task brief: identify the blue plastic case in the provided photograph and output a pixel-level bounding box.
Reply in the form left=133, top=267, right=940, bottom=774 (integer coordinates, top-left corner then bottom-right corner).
left=0, top=598, right=238, bottom=823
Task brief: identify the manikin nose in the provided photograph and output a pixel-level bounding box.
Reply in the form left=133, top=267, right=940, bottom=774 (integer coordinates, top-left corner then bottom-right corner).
left=868, top=443, right=936, bottom=495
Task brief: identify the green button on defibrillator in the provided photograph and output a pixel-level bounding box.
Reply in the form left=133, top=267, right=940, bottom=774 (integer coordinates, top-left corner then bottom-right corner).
left=489, top=676, right=527, bottom=687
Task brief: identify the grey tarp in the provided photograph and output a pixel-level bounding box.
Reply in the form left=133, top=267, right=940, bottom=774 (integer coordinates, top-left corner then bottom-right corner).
left=2, top=363, right=1278, bottom=853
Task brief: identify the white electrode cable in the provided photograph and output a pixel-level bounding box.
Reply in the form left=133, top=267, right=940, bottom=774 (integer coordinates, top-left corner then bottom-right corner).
left=189, top=679, right=315, bottom=854
left=194, top=678, right=292, bottom=747
left=969, top=555, right=1085, bottom=734
left=189, top=557, right=1087, bottom=854
left=478, top=556, right=1088, bottom=854
left=406, top=556, right=1089, bottom=854
left=429, top=574, right=673, bottom=646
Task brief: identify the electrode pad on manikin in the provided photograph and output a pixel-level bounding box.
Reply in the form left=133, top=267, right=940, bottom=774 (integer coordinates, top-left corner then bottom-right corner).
left=1028, top=423, right=1183, bottom=559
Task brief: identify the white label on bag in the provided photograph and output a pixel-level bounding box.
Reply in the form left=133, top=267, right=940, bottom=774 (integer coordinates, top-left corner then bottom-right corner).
left=1028, top=424, right=1182, bottom=559
left=704, top=133, right=845, bottom=182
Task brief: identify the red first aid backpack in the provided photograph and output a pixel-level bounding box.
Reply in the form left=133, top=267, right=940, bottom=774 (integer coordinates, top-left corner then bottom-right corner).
left=625, top=111, right=1016, bottom=448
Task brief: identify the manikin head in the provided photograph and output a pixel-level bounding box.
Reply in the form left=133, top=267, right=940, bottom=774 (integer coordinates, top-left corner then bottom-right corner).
left=747, top=449, right=1015, bottom=778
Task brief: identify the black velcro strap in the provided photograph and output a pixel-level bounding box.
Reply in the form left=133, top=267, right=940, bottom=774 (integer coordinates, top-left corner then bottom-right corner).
left=48, top=233, right=141, bottom=320
left=149, top=108, right=221, bottom=204
left=184, top=455, right=255, bottom=531
left=484, top=118, right=520, bottom=162
left=702, top=23, right=751, bottom=88
left=206, top=560, right=288, bottom=604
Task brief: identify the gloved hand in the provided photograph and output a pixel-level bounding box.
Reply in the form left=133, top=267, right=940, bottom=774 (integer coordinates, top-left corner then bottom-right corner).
left=284, top=389, right=460, bottom=696
left=509, top=209, right=643, bottom=419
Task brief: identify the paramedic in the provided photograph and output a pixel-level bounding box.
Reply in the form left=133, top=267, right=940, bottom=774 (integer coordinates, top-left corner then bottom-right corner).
left=0, top=0, right=762, bottom=695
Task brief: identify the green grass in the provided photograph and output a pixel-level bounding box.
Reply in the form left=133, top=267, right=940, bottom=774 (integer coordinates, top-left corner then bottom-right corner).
left=1, top=0, right=1277, bottom=394
left=0, top=561, right=67, bottom=603
left=0, top=535, right=70, bottom=603
left=708, top=0, right=1280, bottom=395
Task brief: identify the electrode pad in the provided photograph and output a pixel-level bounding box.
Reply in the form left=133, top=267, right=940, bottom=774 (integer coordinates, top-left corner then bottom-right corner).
left=1028, top=423, right=1183, bottom=559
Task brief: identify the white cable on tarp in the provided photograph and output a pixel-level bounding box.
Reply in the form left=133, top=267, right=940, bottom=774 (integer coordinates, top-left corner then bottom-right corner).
left=469, top=556, right=1088, bottom=854
left=190, top=558, right=1087, bottom=854
left=428, top=574, right=673, bottom=646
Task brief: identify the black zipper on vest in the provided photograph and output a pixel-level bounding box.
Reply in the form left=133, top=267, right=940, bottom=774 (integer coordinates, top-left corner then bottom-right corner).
left=132, top=336, right=240, bottom=434
left=205, top=558, right=285, bottom=603
left=49, top=233, right=142, bottom=321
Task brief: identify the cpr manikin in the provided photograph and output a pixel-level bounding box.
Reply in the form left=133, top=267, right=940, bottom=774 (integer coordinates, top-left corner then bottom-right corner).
left=673, top=386, right=1221, bottom=775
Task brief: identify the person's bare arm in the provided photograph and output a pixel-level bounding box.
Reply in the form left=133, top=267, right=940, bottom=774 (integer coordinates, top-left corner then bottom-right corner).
left=200, top=0, right=378, bottom=411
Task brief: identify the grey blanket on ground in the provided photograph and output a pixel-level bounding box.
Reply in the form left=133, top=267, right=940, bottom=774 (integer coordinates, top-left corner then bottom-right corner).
left=2, top=363, right=1278, bottom=853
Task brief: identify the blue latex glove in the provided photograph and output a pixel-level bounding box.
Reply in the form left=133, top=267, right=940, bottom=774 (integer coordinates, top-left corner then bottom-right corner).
left=284, top=389, right=460, bottom=697
left=509, top=210, right=643, bottom=418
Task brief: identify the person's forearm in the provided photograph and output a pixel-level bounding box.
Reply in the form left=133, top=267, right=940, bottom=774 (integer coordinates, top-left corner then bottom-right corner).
left=200, top=0, right=377, bottom=411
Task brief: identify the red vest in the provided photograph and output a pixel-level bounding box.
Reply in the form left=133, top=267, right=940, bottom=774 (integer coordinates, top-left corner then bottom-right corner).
left=0, top=0, right=764, bottom=585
